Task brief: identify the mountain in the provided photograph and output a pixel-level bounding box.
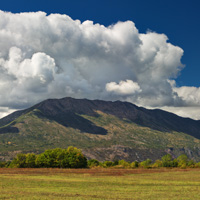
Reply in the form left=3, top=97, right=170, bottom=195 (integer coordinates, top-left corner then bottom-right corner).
left=0, top=97, right=200, bottom=161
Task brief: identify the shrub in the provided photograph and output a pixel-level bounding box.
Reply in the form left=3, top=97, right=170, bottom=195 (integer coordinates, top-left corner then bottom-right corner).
left=118, top=160, right=131, bottom=168
left=26, top=153, right=37, bottom=168
left=130, top=161, right=139, bottom=168
left=180, top=163, right=187, bottom=169
left=0, top=161, right=7, bottom=168
left=195, top=162, right=200, bottom=168
left=103, top=161, right=115, bottom=168
left=88, top=159, right=100, bottom=168
left=10, top=153, right=27, bottom=168
left=171, top=159, right=178, bottom=168
left=113, top=160, right=119, bottom=166
left=187, top=160, right=195, bottom=168
left=65, top=146, right=87, bottom=168
left=161, top=154, right=175, bottom=167
left=139, top=159, right=152, bottom=168
left=177, top=154, right=189, bottom=167
left=152, top=160, right=163, bottom=168
left=35, top=149, right=61, bottom=168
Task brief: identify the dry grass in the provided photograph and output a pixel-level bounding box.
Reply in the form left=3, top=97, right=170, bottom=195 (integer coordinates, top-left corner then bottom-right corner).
left=0, top=167, right=196, bottom=175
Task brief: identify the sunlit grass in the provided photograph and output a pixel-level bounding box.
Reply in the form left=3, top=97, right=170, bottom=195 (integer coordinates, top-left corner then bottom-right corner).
left=0, top=168, right=200, bottom=199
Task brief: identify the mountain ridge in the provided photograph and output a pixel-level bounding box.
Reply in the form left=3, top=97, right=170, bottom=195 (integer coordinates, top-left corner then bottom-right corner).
left=0, top=97, right=200, bottom=161
left=1, top=97, right=200, bottom=138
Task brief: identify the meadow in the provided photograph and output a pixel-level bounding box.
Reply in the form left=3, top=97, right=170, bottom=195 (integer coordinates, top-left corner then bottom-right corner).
left=0, top=168, right=200, bottom=199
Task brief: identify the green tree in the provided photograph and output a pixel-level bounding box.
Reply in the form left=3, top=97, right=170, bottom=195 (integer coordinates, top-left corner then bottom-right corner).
left=10, top=153, right=27, bottom=168
left=35, top=148, right=63, bottom=168
left=35, top=153, right=48, bottom=168
left=177, top=154, right=189, bottom=168
left=130, top=161, right=139, bottom=168
left=26, top=153, right=36, bottom=168
left=161, top=154, right=173, bottom=167
left=152, top=160, right=163, bottom=168
left=103, top=161, right=114, bottom=168
left=65, top=146, right=87, bottom=168
left=195, top=162, right=200, bottom=168
left=113, top=160, right=119, bottom=166
left=118, top=160, right=130, bottom=168
left=0, top=161, right=7, bottom=168
left=139, top=159, right=152, bottom=168
left=57, top=149, right=70, bottom=168
left=171, top=159, right=178, bottom=167
left=88, top=159, right=100, bottom=168
left=187, top=160, right=195, bottom=168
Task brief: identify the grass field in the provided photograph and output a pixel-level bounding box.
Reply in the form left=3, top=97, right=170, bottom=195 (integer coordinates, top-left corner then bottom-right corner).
left=0, top=168, right=200, bottom=200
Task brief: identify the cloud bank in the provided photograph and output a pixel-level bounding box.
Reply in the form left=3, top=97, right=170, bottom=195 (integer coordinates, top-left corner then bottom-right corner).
left=0, top=10, right=199, bottom=119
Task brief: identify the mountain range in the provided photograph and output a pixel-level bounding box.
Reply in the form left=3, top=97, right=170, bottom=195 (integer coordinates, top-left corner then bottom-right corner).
left=0, top=97, right=200, bottom=161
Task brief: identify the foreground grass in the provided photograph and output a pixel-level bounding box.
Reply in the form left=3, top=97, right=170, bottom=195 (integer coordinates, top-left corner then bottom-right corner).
left=0, top=168, right=200, bottom=199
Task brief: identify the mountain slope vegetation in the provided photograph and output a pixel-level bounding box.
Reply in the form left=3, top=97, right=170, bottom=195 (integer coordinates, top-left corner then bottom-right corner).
left=0, top=97, right=200, bottom=161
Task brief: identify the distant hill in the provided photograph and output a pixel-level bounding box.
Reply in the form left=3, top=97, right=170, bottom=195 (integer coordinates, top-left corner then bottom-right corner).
left=0, top=97, right=200, bottom=161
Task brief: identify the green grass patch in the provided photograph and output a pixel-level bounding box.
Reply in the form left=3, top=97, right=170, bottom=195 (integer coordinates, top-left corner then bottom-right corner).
left=0, top=168, right=200, bottom=199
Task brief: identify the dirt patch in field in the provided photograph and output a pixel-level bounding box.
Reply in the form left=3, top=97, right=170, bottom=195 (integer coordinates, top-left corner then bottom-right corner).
left=0, top=168, right=199, bottom=176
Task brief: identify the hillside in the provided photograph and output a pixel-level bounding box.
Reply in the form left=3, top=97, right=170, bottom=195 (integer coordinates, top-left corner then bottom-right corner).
left=0, top=97, right=200, bottom=161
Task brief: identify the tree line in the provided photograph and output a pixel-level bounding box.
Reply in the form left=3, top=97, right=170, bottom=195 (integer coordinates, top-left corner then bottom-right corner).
left=0, top=146, right=87, bottom=168
left=1, top=146, right=200, bottom=169
left=88, top=154, right=200, bottom=169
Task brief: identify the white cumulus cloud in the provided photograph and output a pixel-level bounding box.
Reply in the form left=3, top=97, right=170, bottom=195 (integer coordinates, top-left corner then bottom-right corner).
left=0, top=10, right=199, bottom=119
left=106, top=80, right=142, bottom=95
left=160, top=106, right=200, bottom=120
left=173, top=86, right=200, bottom=106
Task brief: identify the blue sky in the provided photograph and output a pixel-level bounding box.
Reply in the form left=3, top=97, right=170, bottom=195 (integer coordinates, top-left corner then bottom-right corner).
left=1, top=0, right=199, bottom=87
left=0, top=0, right=200, bottom=119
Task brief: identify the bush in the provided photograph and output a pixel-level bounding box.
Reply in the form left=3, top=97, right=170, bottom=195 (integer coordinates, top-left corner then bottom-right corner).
left=187, top=160, right=195, bottom=168
left=118, top=160, right=131, bottom=168
left=152, top=160, right=162, bottom=168
left=177, top=154, right=189, bottom=167
left=35, top=149, right=61, bottom=168
left=26, top=153, right=37, bottom=168
left=139, top=159, right=152, bottom=168
left=88, top=159, right=100, bottom=168
left=10, top=153, right=27, bottom=168
left=161, top=154, right=173, bottom=167
left=171, top=159, right=178, bottom=168
left=103, top=161, right=115, bottom=168
left=130, top=161, right=139, bottom=168
left=0, top=161, right=7, bottom=168
left=65, top=146, right=87, bottom=168
left=195, top=162, right=200, bottom=168
left=113, top=160, right=119, bottom=166
left=180, top=163, right=187, bottom=169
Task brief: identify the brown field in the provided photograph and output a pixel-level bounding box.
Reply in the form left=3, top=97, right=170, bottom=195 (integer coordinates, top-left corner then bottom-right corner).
left=0, top=167, right=196, bottom=175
